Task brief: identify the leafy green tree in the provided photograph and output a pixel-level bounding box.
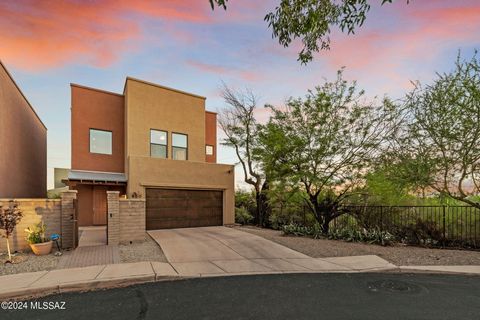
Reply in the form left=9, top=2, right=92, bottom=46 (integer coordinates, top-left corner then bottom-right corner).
left=257, top=70, right=397, bottom=233
left=397, top=52, right=480, bottom=208
left=209, top=0, right=405, bottom=64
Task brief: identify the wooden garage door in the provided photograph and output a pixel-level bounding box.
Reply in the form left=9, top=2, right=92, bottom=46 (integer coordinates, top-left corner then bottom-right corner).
left=146, top=188, right=223, bottom=230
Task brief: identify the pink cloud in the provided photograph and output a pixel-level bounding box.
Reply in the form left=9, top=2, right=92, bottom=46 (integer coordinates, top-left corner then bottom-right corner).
left=0, top=0, right=232, bottom=71
left=186, top=60, right=264, bottom=82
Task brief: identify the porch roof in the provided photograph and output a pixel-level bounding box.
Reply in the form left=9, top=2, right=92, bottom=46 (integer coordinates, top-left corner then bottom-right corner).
left=67, top=170, right=127, bottom=183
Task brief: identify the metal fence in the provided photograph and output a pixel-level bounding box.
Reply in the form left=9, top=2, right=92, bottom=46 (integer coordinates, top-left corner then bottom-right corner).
left=331, top=206, right=480, bottom=248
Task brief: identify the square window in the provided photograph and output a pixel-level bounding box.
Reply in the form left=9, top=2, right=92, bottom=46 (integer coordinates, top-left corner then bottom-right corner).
left=206, top=145, right=214, bottom=156
left=151, top=130, right=167, bottom=145
left=90, top=129, right=112, bottom=155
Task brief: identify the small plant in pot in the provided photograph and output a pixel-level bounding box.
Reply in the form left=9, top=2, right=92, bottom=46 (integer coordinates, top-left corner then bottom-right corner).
left=25, top=222, right=52, bottom=255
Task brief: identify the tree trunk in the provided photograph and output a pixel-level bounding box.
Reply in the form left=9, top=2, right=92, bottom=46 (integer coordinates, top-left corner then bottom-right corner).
left=258, top=180, right=271, bottom=227
left=321, top=216, right=330, bottom=235
left=254, top=189, right=261, bottom=225
left=6, top=237, right=12, bottom=262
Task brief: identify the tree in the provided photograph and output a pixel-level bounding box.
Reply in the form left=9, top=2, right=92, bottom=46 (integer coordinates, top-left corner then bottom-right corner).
left=209, top=0, right=404, bottom=64
left=398, top=52, right=480, bottom=208
left=0, top=201, right=23, bottom=262
left=257, top=70, right=397, bottom=233
left=218, top=84, right=270, bottom=226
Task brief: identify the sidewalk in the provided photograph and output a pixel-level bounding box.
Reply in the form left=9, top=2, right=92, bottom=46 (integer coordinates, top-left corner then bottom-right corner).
left=1, top=255, right=479, bottom=300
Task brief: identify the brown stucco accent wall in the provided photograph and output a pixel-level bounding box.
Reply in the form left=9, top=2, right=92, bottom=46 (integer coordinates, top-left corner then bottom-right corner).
left=71, top=84, right=125, bottom=173
left=205, top=111, right=217, bottom=163
left=0, top=61, right=47, bottom=198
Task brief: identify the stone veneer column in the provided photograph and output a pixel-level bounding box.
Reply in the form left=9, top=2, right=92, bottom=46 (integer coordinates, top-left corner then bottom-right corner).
left=61, top=190, right=77, bottom=249
left=107, top=191, right=120, bottom=245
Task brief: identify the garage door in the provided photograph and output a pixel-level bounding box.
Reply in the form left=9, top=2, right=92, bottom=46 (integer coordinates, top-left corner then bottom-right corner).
left=146, top=188, right=223, bottom=230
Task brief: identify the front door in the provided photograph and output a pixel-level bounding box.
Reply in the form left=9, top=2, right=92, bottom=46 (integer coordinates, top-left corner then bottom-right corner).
left=93, top=186, right=107, bottom=225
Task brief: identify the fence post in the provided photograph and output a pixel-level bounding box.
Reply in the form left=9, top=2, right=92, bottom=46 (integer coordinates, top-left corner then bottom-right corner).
left=442, top=205, right=446, bottom=247
left=379, top=206, right=383, bottom=232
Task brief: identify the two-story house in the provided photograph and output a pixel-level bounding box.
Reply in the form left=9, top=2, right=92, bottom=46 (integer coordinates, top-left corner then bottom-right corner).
left=65, top=77, right=234, bottom=229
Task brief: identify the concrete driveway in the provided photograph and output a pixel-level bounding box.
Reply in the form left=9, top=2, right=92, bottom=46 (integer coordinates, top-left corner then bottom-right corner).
left=148, top=226, right=387, bottom=276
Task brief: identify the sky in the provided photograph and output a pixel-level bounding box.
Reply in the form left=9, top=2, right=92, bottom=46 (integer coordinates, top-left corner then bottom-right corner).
left=1, top=0, right=479, bottom=189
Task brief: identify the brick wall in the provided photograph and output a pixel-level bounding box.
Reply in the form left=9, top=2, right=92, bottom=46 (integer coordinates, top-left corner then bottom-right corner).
left=107, top=191, right=120, bottom=245
left=119, top=199, right=146, bottom=243
left=0, top=199, right=61, bottom=252
left=0, top=191, right=77, bottom=252
left=107, top=192, right=146, bottom=245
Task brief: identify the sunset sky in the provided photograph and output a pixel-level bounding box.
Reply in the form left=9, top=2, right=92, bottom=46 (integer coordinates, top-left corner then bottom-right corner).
left=1, top=0, right=479, bottom=189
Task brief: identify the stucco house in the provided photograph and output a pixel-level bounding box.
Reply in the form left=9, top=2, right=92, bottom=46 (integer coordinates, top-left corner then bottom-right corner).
left=0, top=60, right=47, bottom=198
left=65, top=77, right=235, bottom=229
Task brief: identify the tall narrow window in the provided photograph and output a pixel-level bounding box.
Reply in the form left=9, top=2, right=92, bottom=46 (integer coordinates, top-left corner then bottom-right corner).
left=90, top=129, right=112, bottom=155
left=151, top=129, right=167, bottom=158
left=172, top=133, right=188, bottom=160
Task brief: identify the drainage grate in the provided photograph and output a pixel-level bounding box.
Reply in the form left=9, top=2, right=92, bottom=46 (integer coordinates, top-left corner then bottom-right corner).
left=367, top=280, right=423, bottom=294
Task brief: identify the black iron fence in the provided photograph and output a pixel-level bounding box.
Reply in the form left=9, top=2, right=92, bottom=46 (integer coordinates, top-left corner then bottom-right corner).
left=331, top=206, right=480, bottom=248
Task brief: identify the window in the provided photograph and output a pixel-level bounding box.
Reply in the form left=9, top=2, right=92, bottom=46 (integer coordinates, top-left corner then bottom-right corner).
left=150, top=129, right=167, bottom=158
left=90, top=129, right=112, bottom=155
left=172, top=133, right=188, bottom=160
left=206, top=145, right=214, bottom=156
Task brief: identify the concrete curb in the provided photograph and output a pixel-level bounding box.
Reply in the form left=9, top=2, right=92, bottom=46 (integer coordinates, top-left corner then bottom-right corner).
left=1, top=259, right=479, bottom=300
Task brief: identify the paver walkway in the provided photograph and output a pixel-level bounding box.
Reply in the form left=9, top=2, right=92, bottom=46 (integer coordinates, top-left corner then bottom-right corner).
left=78, top=226, right=107, bottom=247
left=57, top=245, right=120, bottom=269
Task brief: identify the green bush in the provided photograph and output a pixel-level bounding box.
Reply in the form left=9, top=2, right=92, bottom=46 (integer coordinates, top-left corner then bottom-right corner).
left=282, top=223, right=395, bottom=245
left=327, top=228, right=395, bottom=246
left=235, top=207, right=254, bottom=225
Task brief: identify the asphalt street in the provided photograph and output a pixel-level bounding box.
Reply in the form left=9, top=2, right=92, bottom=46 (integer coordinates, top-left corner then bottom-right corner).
left=2, top=273, right=480, bottom=320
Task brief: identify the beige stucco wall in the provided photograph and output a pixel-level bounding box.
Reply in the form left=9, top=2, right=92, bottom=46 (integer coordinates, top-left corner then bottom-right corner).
left=124, top=78, right=206, bottom=164
left=0, top=199, right=61, bottom=252
left=127, top=156, right=235, bottom=225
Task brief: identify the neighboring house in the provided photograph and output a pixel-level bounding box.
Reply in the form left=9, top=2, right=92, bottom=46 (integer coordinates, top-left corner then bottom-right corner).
left=0, top=60, right=47, bottom=198
left=65, top=77, right=235, bottom=229
left=47, top=168, right=69, bottom=198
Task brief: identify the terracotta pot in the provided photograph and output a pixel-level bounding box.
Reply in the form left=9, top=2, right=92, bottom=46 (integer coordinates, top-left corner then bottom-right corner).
left=30, top=241, right=53, bottom=256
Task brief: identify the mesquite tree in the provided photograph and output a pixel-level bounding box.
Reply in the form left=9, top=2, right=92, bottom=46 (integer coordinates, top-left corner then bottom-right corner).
left=397, top=52, right=480, bottom=208
left=218, top=84, right=270, bottom=226
left=257, top=70, right=397, bottom=233
left=0, top=201, right=23, bottom=262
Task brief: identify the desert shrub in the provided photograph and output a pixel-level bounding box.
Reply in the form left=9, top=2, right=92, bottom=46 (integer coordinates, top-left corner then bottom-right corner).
left=235, top=190, right=256, bottom=215
left=235, top=207, right=254, bottom=225
left=282, top=223, right=394, bottom=245
left=328, top=228, right=395, bottom=246
left=393, top=218, right=444, bottom=246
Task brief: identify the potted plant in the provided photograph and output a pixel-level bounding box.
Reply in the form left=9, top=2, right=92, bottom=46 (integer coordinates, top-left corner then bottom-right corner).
left=0, top=201, right=23, bottom=263
left=25, top=222, right=52, bottom=255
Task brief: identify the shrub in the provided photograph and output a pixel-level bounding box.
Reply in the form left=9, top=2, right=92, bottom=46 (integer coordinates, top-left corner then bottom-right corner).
left=282, top=223, right=395, bottom=245
left=328, top=228, right=395, bottom=246
left=393, top=218, right=444, bottom=246
left=235, top=207, right=254, bottom=225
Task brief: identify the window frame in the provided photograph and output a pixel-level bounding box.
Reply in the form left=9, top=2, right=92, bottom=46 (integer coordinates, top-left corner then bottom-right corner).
left=89, top=128, right=113, bottom=155
left=172, top=132, right=188, bottom=160
left=150, top=129, right=168, bottom=159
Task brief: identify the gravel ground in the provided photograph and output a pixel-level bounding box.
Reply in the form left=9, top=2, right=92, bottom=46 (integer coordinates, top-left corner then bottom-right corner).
left=0, top=251, right=61, bottom=276
left=119, top=233, right=167, bottom=263
left=236, top=226, right=480, bottom=266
